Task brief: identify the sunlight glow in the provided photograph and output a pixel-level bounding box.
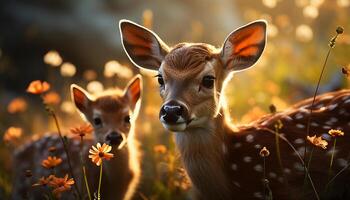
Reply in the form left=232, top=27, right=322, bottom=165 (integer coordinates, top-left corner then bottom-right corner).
left=43, top=50, right=62, bottom=67
left=60, top=62, right=76, bottom=77
left=303, top=5, right=319, bottom=19
left=296, top=24, right=313, bottom=42
left=87, top=81, right=104, bottom=94
left=337, top=0, right=350, bottom=7
left=262, top=0, right=277, bottom=8
left=104, top=60, right=133, bottom=79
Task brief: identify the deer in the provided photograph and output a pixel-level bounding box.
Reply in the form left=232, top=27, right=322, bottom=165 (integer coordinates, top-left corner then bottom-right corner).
left=119, top=20, right=350, bottom=199
left=12, top=75, right=142, bottom=200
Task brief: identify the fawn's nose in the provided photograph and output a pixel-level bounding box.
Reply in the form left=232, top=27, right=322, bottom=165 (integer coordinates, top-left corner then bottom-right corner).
left=160, top=101, right=188, bottom=124
left=106, top=131, right=123, bottom=146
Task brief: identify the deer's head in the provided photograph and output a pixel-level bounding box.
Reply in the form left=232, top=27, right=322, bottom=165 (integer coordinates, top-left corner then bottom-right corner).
left=71, top=75, right=142, bottom=148
left=120, top=20, right=266, bottom=132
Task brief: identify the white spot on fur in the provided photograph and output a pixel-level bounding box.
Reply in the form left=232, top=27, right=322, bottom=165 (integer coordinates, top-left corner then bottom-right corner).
left=293, top=162, right=304, bottom=171
left=254, top=164, right=263, bottom=172
left=243, top=156, right=252, bottom=163
left=328, top=104, right=338, bottom=110
left=222, top=144, right=227, bottom=154
left=231, top=164, right=238, bottom=171
left=323, top=125, right=331, bottom=130
left=294, top=138, right=304, bottom=144
left=337, top=158, right=347, bottom=167
left=283, top=168, right=291, bottom=174
left=311, top=122, right=319, bottom=127
left=296, top=124, right=305, bottom=129
left=283, top=115, right=293, bottom=121
left=269, top=172, right=277, bottom=178
left=246, top=134, right=254, bottom=143
left=234, top=143, right=242, bottom=149
left=327, top=149, right=338, bottom=156
left=253, top=192, right=263, bottom=199
left=295, top=113, right=304, bottom=119
left=233, top=181, right=241, bottom=187
left=344, top=99, right=350, bottom=104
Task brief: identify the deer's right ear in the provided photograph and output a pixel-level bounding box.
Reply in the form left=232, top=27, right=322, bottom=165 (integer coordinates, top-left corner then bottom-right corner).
left=70, top=84, right=93, bottom=113
left=119, top=19, right=169, bottom=71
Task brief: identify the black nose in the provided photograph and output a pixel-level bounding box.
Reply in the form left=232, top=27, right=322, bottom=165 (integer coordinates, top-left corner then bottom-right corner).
left=106, top=132, right=123, bottom=146
left=160, top=101, right=185, bottom=124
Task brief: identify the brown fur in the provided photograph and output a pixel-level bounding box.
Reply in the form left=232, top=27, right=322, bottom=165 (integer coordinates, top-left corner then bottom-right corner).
left=120, top=20, right=350, bottom=200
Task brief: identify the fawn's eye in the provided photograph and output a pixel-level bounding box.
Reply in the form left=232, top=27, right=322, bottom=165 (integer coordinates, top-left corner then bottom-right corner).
left=124, top=115, right=130, bottom=124
left=201, top=76, right=215, bottom=89
left=93, top=117, right=102, bottom=127
left=156, top=74, right=164, bottom=86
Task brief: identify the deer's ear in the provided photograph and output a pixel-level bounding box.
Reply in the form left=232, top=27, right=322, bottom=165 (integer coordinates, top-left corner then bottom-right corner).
left=221, top=20, right=267, bottom=72
left=71, top=84, right=93, bottom=113
left=124, top=75, right=142, bottom=110
left=119, top=20, right=169, bottom=71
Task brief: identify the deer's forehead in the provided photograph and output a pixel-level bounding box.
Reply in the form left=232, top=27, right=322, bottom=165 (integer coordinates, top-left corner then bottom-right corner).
left=161, top=60, right=216, bottom=81
left=92, top=96, right=129, bottom=114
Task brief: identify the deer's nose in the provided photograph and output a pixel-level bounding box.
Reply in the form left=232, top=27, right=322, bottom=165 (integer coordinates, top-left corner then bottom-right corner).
left=106, top=132, right=123, bottom=146
left=160, top=101, right=187, bottom=124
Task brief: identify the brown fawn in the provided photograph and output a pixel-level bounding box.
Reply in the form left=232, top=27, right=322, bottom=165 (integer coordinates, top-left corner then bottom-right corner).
left=12, top=75, right=142, bottom=200
left=119, top=20, right=350, bottom=199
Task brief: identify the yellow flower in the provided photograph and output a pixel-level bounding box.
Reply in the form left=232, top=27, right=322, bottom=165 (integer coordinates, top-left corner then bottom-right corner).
left=26, top=80, right=50, bottom=94
left=70, top=123, right=94, bottom=137
left=89, top=143, right=114, bottom=166
left=328, top=129, right=344, bottom=137
left=7, top=97, right=27, bottom=114
left=41, top=156, right=62, bottom=169
left=3, top=127, right=22, bottom=143
left=307, top=135, right=328, bottom=149
left=259, top=146, right=270, bottom=157
left=43, top=91, right=61, bottom=105
left=153, top=144, right=167, bottom=154
left=48, top=174, right=75, bottom=198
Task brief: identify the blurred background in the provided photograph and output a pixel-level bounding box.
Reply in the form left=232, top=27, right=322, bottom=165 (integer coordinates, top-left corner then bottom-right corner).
left=0, top=0, right=349, bottom=199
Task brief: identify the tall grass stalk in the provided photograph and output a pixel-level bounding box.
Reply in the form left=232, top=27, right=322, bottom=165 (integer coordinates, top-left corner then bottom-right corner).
left=97, top=162, right=103, bottom=200
left=303, top=28, right=342, bottom=184
left=80, top=136, right=92, bottom=200
left=328, top=138, right=337, bottom=179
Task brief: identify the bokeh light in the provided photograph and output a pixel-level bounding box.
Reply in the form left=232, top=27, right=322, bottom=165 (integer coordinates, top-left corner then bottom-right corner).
left=87, top=81, right=104, bottom=94
left=296, top=24, right=313, bottom=42
left=43, top=50, right=62, bottom=67
left=60, top=62, right=76, bottom=77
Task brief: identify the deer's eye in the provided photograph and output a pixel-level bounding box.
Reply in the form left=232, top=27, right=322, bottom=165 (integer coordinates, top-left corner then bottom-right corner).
left=156, top=74, right=164, bottom=86
left=124, top=115, right=130, bottom=124
left=93, top=117, right=102, bottom=127
left=201, top=76, right=215, bottom=89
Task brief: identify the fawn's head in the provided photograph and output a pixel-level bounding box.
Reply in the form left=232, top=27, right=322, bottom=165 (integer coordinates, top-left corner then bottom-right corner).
left=71, top=75, right=142, bottom=148
left=120, top=20, right=266, bottom=132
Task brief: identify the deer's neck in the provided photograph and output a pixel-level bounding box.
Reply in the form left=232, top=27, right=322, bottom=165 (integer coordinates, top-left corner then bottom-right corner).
left=174, top=115, right=233, bottom=199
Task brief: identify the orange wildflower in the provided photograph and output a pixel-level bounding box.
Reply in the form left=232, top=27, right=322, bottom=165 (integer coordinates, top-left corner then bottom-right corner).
left=259, top=146, right=270, bottom=157
left=153, top=144, right=167, bottom=154
left=43, top=91, right=61, bottom=105
left=41, top=156, right=62, bottom=169
left=3, top=127, right=22, bottom=143
left=328, top=129, right=344, bottom=137
left=48, top=174, right=75, bottom=197
left=32, top=175, right=54, bottom=187
left=89, top=143, right=114, bottom=166
left=307, top=135, right=328, bottom=149
left=26, top=80, right=50, bottom=94
left=70, top=123, right=94, bottom=137
left=7, top=97, right=27, bottom=113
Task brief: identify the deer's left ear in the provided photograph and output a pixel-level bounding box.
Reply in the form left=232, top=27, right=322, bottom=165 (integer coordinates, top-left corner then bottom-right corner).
left=124, top=75, right=142, bottom=110
left=220, top=20, right=267, bottom=72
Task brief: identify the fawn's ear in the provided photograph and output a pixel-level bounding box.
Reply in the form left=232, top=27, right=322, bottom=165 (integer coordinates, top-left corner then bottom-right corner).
left=119, top=19, right=169, bottom=71
left=71, top=84, right=93, bottom=113
left=124, top=75, right=142, bottom=110
left=220, top=20, right=267, bottom=72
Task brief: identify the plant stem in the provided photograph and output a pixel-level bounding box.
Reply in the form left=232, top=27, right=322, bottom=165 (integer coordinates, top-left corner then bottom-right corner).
left=50, top=110, right=82, bottom=199
left=98, top=162, right=103, bottom=200
left=303, top=147, right=314, bottom=191
left=80, top=137, right=92, bottom=200
left=329, top=138, right=337, bottom=177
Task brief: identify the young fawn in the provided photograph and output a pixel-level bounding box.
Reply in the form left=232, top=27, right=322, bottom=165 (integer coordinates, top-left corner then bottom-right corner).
left=12, top=75, right=142, bottom=200
left=119, top=20, right=350, bottom=199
